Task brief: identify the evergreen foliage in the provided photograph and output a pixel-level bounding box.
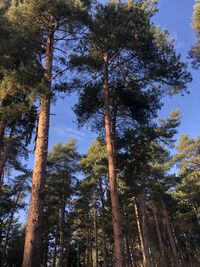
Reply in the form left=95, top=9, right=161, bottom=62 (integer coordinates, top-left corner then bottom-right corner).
left=0, top=1, right=199, bottom=267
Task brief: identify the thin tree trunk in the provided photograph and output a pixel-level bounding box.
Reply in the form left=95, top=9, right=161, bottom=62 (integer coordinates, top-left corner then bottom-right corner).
left=0, top=220, right=3, bottom=253
left=172, top=224, right=184, bottom=266
left=84, top=247, right=87, bottom=267
left=87, top=228, right=91, bottom=267
left=52, top=222, right=59, bottom=267
left=0, top=126, right=14, bottom=183
left=194, top=206, right=200, bottom=225
left=102, top=226, right=108, bottom=267
left=129, top=237, right=136, bottom=266
left=151, top=201, right=165, bottom=266
left=42, top=233, right=49, bottom=267
left=99, top=177, right=108, bottom=267
left=77, top=244, right=80, bottom=267
left=0, top=190, right=21, bottom=267
left=90, top=226, right=93, bottom=267
left=103, top=53, right=124, bottom=267
left=140, top=191, right=151, bottom=267
left=59, top=198, right=65, bottom=267
left=162, top=200, right=180, bottom=267
left=109, top=244, right=113, bottom=267
left=22, top=34, right=53, bottom=267
left=133, top=196, right=145, bottom=267
left=125, top=233, right=134, bottom=267
left=93, top=191, right=98, bottom=267
left=64, top=241, right=70, bottom=267
left=0, top=121, right=5, bottom=152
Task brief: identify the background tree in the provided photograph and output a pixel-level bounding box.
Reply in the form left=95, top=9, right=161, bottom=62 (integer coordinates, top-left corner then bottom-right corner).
left=190, top=0, right=200, bottom=68
left=71, top=1, right=191, bottom=265
left=6, top=1, right=92, bottom=265
left=42, top=140, right=79, bottom=267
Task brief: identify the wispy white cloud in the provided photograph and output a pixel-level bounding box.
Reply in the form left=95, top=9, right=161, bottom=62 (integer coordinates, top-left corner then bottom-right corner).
left=175, top=41, right=186, bottom=50
left=51, top=125, right=87, bottom=141
left=169, top=32, right=186, bottom=50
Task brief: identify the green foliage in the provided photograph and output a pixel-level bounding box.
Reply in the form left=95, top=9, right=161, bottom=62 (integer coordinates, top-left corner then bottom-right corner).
left=190, top=0, right=200, bottom=68
left=42, top=140, right=79, bottom=265
left=81, top=139, right=107, bottom=178
left=72, top=1, right=191, bottom=140
left=174, top=135, right=200, bottom=208
left=0, top=0, right=199, bottom=266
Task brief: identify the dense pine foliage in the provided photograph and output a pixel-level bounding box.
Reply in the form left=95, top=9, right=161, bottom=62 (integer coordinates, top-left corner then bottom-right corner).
left=0, top=1, right=199, bottom=267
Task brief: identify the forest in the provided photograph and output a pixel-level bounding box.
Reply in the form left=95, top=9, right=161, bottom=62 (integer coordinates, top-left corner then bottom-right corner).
left=0, top=0, right=200, bottom=267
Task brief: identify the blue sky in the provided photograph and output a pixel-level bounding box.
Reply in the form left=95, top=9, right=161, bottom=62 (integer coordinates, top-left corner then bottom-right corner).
left=153, top=0, right=200, bottom=139
left=18, top=0, right=199, bottom=221
left=47, top=0, right=200, bottom=157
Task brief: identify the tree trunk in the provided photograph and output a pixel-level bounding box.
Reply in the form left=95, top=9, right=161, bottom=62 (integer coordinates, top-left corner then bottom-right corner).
left=93, top=191, right=98, bottom=267
left=0, top=190, right=21, bottom=267
left=194, top=206, right=200, bottom=225
left=125, top=233, right=134, bottom=267
left=42, top=233, right=49, bottom=267
left=22, top=34, right=53, bottom=267
left=162, top=200, right=180, bottom=267
left=77, top=244, right=80, bottom=267
left=0, top=126, right=14, bottom=183
left=64, top=241, right=70, bottom=267
left=171, top=225, right=185, bottom=266
left=133, top=196, right=145, bottom=267
left=52, top=222, right=59, bottom=267
left=90, top=226, right=93, bottom=267
left=102, top=226, right=108, bottom=267
left=99, top=177, right=108, bottom=267
left=151, top=201, right=165, bottom=266
left=86, top=229, right=91, bottom=267
left=140, top=191, right=151, bottom=267
left=59, top=198, right=65, bottom=267
left=103, top=53, right=124, bottom=267
left=109, top=243, right=113, bottom=267
left=0, top=121, right=5, bottom=152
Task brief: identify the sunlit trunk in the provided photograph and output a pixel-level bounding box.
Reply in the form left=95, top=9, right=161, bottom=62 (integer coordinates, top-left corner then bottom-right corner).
left=133, top=197, right=145, bottom=267
left=103, top=53, right=124, bottom=267
left=22, top=34, right=53, bottom=267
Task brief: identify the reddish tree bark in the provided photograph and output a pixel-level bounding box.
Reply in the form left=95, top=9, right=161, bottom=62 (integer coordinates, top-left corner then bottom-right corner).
left=103, top=53, right=125, bottom=267
left=22, top=34, right=53, bottom=267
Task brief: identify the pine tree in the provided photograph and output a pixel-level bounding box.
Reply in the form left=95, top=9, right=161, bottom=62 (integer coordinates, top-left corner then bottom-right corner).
left=6, top=1, right=91, bottom=266
left=190, top=0, right=200, bottom=67
left=71, top=1, right=190, bottom=265
left=42, top=140, right=79, bottom=266
left=173, top=135, right=200, bottom=225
